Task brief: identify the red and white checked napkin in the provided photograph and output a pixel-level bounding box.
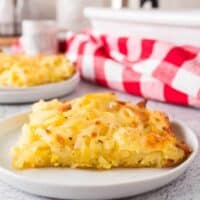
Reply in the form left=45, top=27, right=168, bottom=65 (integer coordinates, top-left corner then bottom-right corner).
left=66, top=31, right=200, bottom=108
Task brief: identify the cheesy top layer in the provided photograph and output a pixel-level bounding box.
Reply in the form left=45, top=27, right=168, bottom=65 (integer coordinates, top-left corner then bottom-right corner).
left=0, top=53, right=75, bottom=87
left=11, top=93, right=191, bottom=169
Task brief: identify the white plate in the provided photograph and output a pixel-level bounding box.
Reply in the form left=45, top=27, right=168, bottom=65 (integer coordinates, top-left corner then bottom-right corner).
left=0, top=72, right=80, bottom=104
left=0, top=113, right=198, bottom=200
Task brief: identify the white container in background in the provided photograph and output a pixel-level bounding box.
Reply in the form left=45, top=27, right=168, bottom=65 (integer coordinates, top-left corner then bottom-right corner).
left=84, top=7, right=200, bottom=45
left=0, top=0, right=15, bottom=36
left=15, top=0, right=32, bottom=35
left=56, top=0, right=106, bottom=32
left=21, top=20, right=58, bottom=55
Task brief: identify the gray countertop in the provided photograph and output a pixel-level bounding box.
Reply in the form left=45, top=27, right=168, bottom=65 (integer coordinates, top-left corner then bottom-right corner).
left=0, top=81, right=199, bottom=200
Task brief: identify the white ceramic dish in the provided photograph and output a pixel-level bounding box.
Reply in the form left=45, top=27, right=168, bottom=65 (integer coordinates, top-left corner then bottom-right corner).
left=0, top=72, right=80, bottom=104
left=85, top=7, right=200, bottom=45
left=0, top=112, right=198, bottom=200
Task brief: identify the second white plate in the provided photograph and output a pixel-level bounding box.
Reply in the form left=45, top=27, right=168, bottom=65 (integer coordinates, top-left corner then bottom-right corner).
left=0, top=113, right=198, bottom=200
left=0, top=72, right=80, bottom=104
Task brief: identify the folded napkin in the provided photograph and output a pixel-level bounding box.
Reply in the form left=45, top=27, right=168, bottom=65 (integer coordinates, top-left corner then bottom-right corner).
left=65, top=31, right=200, bottom=108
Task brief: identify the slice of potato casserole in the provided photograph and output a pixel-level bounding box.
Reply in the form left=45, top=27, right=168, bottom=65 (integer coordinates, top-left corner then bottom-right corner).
left=11, top=93, right=191, bottom=169
left=0, top=53, right=75, bottom=87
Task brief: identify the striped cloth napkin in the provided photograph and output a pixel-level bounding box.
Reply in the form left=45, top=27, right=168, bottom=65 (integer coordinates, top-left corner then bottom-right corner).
left=66, top=31, right=200, bottom=108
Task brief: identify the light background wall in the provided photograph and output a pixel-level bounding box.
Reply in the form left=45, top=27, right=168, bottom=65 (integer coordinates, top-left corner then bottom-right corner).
left=29, top=0, right=56, bottom=19
left=128, top=0, right=200, bottom=8
left=31, top=0, right=200, bottom=19
left=29, top=0, right=109, bottom=19
left=159, top=0, right=200, bottom=9
left=28, top=0, right=200, bottom=31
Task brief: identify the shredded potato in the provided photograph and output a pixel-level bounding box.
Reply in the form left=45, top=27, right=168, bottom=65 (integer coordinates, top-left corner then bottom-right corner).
left=0, top=53, right=75, bottom=87
left=11, top=93, right=191, bottom=169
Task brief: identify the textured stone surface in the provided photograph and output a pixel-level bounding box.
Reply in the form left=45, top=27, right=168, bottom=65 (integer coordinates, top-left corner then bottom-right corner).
left=0, top=81, right=199, bottom=200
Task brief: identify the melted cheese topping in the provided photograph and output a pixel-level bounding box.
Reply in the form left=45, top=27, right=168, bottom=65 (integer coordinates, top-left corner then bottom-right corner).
left=0, top=53, right=75, bottom=87
left=11, top=93, right=191, bottom=169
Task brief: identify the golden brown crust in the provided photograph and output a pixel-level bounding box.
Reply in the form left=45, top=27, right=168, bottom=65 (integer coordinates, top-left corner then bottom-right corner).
left=11, top=93, right=191, bottom=170
left=136, top=99, right=148, bottom=108
left=176, top=140, right=192, bottom=156
left=59, top=103, right=72, bottom=112
left=56, top=135, right=66, bottom=145
left=117, top=100, right=126, bottom=106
